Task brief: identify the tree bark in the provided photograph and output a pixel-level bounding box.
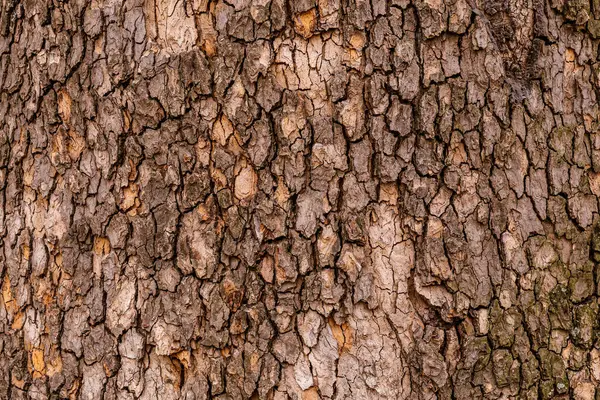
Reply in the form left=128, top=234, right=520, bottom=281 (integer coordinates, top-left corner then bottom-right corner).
left=1, top=0, right=600, bottom=398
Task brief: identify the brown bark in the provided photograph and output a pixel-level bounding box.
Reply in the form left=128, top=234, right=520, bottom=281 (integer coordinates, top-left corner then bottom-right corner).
left=1, top=0, right=600, bottom=398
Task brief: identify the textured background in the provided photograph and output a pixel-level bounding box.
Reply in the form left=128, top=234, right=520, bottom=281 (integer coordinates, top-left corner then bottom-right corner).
left=1, top=0, right=600, bottom=398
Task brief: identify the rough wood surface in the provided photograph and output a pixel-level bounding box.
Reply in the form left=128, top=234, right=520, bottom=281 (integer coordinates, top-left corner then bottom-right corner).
left=1, top=0, right=600, bottom=398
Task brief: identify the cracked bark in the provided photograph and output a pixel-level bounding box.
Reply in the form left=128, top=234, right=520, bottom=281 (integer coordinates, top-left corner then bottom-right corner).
left=1, top=0, right=600, bottom=398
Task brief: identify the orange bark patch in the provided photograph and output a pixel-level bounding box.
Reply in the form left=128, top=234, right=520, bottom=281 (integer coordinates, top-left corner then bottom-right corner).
left=295, top=9, right=317, bottom=38
left=94, top=237, right=111, bottom=256
left=12, top=311, right=25, bottom=330
left=302, top=387, right=320, bottom=400
left=22, top=244, right=30, bottom=261
left=220, top=346, right=232, bottom=358
left=174, top=350, right=191, bottom=369
left=328, top=317, right=353, bottom=354
left=195, top=202, right=213, bottom=222
left=203, top=36, right=217, bottom=57
left=121, top=183, right=140, bottom=213
left=3, top=276, right=24, bottom=330
left=11, top=375, right=26, bottom=389
left=348, top=48, right=360, bottom=63
left=2, top=276, right=18, bottom=315
left=42, top=291, right=54, bottom=306
left=274, top=178, right=290, bottom=207
left=123, top=109, right=131, bottom=131
left=349, top=31, right=366, bottom=49
left=68, top=379, right=80, bottom=400
left=31, top=348, right=46, bottom=378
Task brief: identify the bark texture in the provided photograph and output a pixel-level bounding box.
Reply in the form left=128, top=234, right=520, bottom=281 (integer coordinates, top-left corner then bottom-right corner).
left=1, top=0, right=600, bottom=398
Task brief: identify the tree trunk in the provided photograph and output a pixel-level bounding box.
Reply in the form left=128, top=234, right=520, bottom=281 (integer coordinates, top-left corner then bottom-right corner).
left=1, top=0, right=600, bottom=398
